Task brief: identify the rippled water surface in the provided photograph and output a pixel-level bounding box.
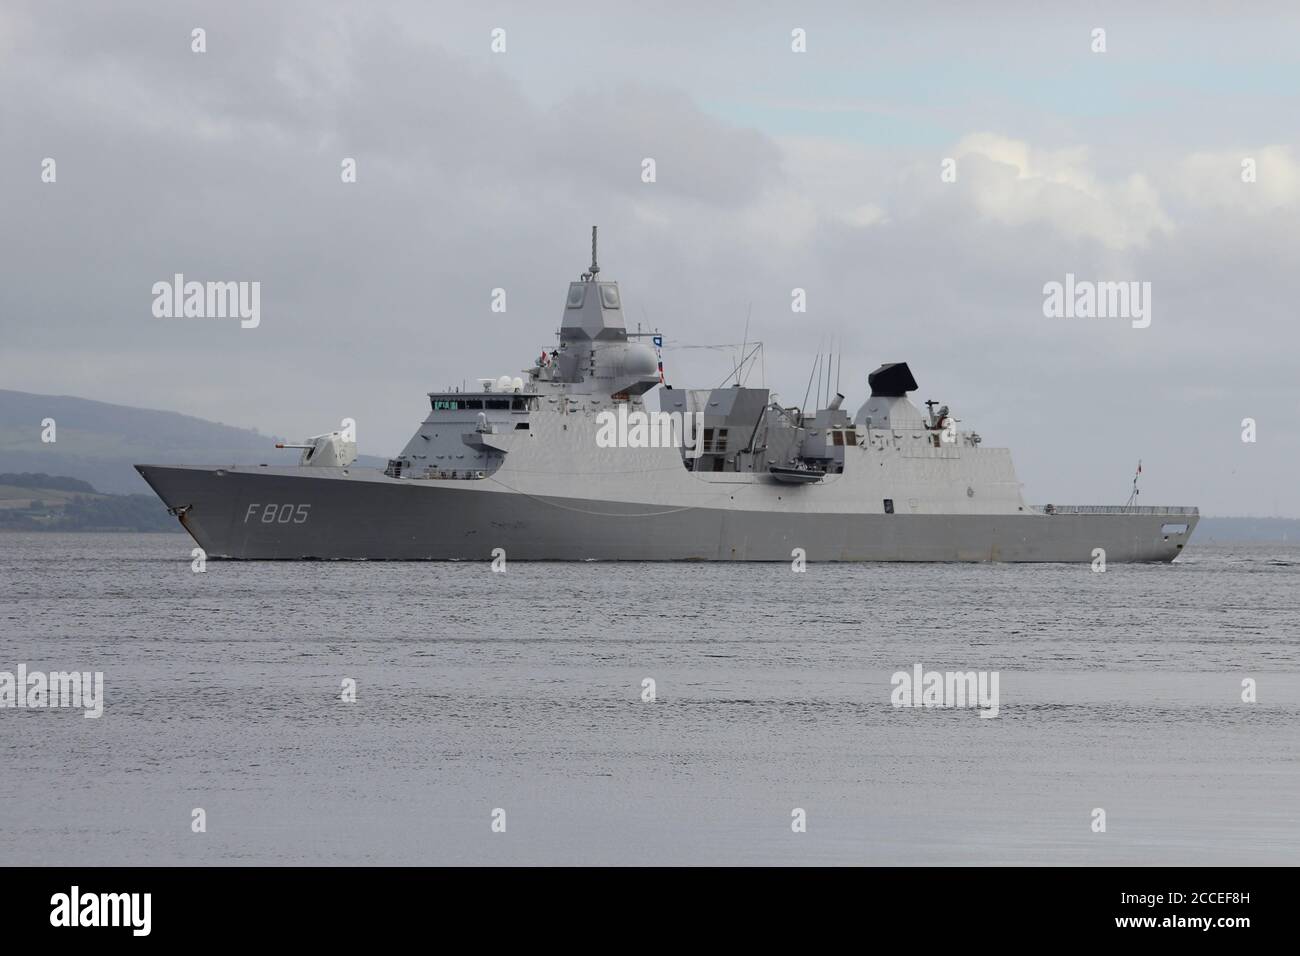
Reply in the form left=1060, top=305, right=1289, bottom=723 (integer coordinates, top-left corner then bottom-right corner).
left=1, top=532, right=1297, bottom=865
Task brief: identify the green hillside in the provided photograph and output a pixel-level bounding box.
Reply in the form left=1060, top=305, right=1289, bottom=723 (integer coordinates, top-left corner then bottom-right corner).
left=0, top=473, right=177, bottom=532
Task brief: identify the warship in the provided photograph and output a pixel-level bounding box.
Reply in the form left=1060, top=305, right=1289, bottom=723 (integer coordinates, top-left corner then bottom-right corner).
left=137, top=229, right=1198, bottom=562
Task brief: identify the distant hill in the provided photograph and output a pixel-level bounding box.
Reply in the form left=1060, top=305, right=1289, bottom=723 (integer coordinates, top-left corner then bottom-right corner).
left=0, top=474, right=177, bottom=532
left=0, top=390, right=386, bottom=494
left=0, top=472, right=97, bottom=494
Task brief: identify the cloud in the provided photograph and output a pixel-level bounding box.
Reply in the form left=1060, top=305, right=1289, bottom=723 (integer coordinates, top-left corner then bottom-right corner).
left=1, top=1, right=1297, bottom=516
left=1171, top=145, right=1300, bottom=212
left=950, top=133, right=1173, bottom=250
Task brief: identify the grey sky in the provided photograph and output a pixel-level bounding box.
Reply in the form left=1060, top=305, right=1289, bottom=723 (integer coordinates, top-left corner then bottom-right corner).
left=2, top=1, right=1298, bottom=515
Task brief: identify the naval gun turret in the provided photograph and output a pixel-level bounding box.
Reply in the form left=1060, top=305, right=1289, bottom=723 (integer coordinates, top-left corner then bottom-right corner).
left=275, top=431, right=357, bottom=467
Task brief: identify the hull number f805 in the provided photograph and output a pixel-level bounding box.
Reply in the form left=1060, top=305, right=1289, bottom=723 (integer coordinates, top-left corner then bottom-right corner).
left=244, top=503, right=311, bottom=524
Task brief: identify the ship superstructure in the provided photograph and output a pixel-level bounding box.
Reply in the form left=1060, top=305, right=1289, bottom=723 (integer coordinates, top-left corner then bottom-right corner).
left=137, top=229, right=1198, bottom=561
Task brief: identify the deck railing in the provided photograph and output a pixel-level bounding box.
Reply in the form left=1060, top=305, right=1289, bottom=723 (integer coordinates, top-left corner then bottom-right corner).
left=1035, top=504, right=1199, bottom=516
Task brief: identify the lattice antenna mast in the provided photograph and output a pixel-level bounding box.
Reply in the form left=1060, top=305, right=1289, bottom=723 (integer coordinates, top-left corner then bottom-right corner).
left=581, top=226, right=600, bottom=281
left=1125, top=460, right=1142, bottom=507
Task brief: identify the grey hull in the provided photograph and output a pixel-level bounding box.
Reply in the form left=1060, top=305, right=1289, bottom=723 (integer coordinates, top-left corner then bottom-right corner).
left=137, top=464, right=1196, bottom=562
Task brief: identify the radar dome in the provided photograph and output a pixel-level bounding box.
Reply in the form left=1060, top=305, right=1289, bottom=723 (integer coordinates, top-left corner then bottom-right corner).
left=600, top=343, right=658, bottom=377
